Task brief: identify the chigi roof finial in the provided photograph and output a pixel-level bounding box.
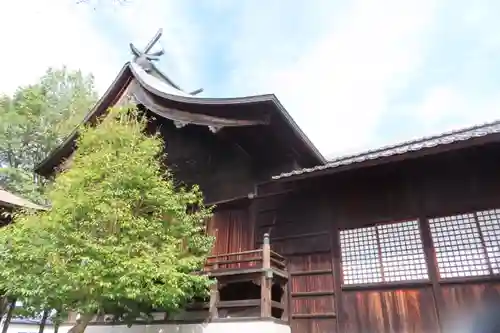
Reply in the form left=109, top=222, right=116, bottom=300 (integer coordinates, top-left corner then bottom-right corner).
left=129, top=28, right=203, bottom=96
left=129, top=28, right=164, bottom=72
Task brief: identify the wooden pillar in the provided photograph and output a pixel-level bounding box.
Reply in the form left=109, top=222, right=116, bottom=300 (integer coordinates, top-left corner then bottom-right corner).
left=283, top=275, right=291, bottom=323
left=261, top=233, right=272, bottom=318
left=331, top=225, right=344, bottom=333
left=209, top=263, right=219, bottom=319
left=420, top=217, right=443, bottom=333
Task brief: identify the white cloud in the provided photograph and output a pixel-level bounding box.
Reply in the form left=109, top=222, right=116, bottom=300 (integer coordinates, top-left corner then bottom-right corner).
left=225, top=0, right=438, bottom=157
left=407, top=85, right=500, bottom=136
left=0, top=0, right=121, bottom=95
left=0, top=0, right=203, bottom=97
left=416, top=86, right=461, bottom=127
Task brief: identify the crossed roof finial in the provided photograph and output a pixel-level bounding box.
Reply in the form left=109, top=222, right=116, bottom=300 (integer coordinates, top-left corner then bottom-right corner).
left=129, top=28, right=164, bottom=72
left=129, top=28, right=203, bottom=96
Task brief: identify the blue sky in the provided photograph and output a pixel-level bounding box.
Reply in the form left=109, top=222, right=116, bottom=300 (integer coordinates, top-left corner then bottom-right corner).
left=1, top=0, right=500, bottom=159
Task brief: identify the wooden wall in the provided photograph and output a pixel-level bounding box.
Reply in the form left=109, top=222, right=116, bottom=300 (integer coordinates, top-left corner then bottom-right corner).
left=151, top=116, right=303, bottom=205
left=151, top=119, right=254, bottom=204
left=248, top=143, right=500, bottom=333
left=206, top=204, right=255, bottom=256
left=255, top=192, right=336, bottom=332
left=155, top=122, right=500, bottom=333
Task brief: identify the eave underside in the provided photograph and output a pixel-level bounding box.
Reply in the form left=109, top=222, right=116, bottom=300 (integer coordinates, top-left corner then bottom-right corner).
left=130, top=80, right=270, bottom=131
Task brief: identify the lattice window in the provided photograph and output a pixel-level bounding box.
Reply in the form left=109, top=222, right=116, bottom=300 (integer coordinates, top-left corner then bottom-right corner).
left=477, top=209, right=500, bottom=274
left=340, top=220, right=428, bottom=285
left=430, top=209, right=500, bottom=279
left=340, top=226, right=381, bottom=284
left=378, top=221, right=428, bottom=282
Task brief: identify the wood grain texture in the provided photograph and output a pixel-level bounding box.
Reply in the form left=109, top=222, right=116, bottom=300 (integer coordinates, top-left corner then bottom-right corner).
left=206, top=208, right=255, bottom=269
left=291, top=318, right=337, bottom=333
left=341, top=287, right=438, bottom=333
left=440, top=282, right=500, bottom=320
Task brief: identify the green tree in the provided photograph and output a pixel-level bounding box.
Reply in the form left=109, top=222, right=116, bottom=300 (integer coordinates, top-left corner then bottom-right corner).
left=0, top=67, right=98, bottom=203
left=0, top=107, right=214, bottom=333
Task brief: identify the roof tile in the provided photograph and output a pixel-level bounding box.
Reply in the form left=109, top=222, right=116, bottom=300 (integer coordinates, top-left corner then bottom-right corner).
left=272, top=120, right=500, bottom=180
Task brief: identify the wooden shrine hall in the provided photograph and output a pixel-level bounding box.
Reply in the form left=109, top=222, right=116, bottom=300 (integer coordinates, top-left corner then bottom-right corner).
left=35, top=30, right=500, bottom=333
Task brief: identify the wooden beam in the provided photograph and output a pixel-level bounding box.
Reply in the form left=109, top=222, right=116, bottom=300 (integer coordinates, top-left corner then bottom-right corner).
left=292, top=313, right=336, bottom=319
left=291, top=269, right=333, bottom=277
left=291, top=291, right=335, bottom=297
left=218, top=300, right=260, bottom=308
left=206, top=194, right=251, bottom=208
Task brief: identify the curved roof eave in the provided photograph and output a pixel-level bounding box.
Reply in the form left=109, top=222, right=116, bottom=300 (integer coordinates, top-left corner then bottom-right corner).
left=130, top=63, right=326, bottom=164
left=35, top=62, right=326, bottom=175
left=131, top=62, right=274, bottom=105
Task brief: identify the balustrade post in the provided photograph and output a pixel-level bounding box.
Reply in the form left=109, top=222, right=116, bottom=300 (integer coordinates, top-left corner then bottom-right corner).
left=261, top=233, right=272, bottom=318
left=209, top=262, right=219, bottom=319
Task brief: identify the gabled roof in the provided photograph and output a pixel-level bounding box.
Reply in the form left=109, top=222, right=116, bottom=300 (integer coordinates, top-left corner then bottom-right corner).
left=35, top=60, right=325, bottom=177
left=272, top=119, right=500, bottom=181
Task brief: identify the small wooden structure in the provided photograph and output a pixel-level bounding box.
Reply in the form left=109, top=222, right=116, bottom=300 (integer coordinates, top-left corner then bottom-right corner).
left=203, top=233, right=289, bottom=320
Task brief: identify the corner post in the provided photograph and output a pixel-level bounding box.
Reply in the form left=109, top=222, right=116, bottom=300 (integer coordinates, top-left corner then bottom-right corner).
left=261, top=233, right=272, bottom=318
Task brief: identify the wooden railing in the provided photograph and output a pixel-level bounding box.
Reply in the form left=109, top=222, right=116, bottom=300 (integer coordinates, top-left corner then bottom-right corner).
left=204, top=238, right=287, bottom=272
left=200, top=234, right=289, bottom=320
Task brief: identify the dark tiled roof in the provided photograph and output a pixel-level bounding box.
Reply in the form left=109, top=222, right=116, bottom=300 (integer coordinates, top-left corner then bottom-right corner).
left=272, top=119, right=500, bottom=180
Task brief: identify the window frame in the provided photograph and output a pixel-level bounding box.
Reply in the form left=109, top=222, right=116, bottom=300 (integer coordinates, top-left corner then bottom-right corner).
left=339, top=218, right=429, bottom=286
left=428, top=208, right=500, bottom=280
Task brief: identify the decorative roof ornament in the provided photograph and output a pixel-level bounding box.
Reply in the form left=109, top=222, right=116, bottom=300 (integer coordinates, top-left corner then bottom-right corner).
left=129, top=28, right=203, bottom=96
left=130, top=28, right=165, bottom=72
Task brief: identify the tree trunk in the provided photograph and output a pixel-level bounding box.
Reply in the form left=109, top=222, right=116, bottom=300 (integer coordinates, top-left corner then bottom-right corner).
left=1, top=299, right=16, bottom=333
left=0, top=296, right=9, bottom=319
left=67, top=313, right=93, bottom=333
left=53, top=311, right=60, bottom=333
left=38, top=310, right=49, bottom=333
